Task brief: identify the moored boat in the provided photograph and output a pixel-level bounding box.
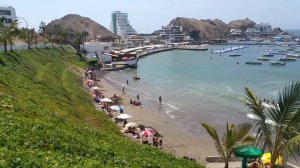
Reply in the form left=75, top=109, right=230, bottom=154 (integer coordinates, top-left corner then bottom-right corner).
left=257, top=57, right=270, bottom=61
left=263, top=53, right=274, bottom=57
left=270, top=61, right=285, bottom=66
left=286, top=54, right=300, bottom=58
left=229, top=54, right=241, bottom=57
left=245, top=61, right=262, bottom=65
left=278, top=57, right=296, bottom=62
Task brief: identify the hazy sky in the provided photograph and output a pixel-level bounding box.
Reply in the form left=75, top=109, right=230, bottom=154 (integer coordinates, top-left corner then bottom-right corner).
left=1, top=0, right=300, bottom=33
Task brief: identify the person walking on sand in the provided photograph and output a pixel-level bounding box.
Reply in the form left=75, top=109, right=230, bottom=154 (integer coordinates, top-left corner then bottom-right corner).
left=137, top=94, right=139, bottom=101
left=122, top=86, right=125, bottom=95
left=127, top=80, right=128, bottom=85
left=159, top=96, right=162, bottom=103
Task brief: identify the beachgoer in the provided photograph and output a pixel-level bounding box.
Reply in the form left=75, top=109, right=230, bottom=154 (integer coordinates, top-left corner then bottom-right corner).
left=137, top=94, right=139, bottom=101
left=159, top=96, right=162, bottom=103
left=159, top=139, right=163, bottom=149
left=122, top=86, right=125, bottom=94
left=127, top=80, right=128, bottom=85
left=113, top=94, right=117, bottom=98
left=123, top=120, right=127, bottom=128
left=120, top=108, right=123, bottom=113
left=130, top=99, right=133, bottom=104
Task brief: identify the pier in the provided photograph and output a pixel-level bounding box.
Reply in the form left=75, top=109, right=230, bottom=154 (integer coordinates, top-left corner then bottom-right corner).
left=212, top=45, right=246, bottom=54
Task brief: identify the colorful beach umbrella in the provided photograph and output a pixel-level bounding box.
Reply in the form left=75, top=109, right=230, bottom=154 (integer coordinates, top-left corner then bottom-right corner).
left=261, top=152, right=283, bottom=165
left=234, top=146, right=263, bottom=168
left=141, top=128, right=155, bottom=138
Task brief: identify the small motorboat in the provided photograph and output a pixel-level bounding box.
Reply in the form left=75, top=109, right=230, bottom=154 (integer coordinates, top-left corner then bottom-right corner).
left=286, top=54, right=300, bottom=58
left=134, top=76, right=141, bottom=80
left=257, top=57, right=270, bottom=61
left=229, top=54, right=241, bottom=57
left=278, top=57, right=296, bottom=62
left=270, top=61, right=285, bottom=66
left=245, top=61, right=262, bottom=65
left=263, top=53, right=274, bottom=57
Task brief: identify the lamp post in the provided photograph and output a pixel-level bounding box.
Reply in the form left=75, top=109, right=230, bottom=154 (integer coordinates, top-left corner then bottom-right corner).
left=16, top=16, right=28, bottom=29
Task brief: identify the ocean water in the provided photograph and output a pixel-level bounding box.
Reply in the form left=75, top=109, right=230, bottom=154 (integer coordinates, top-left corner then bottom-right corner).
left=285, top=29, right=300, bottom=36
left=105, top=45, right=300, bottom=136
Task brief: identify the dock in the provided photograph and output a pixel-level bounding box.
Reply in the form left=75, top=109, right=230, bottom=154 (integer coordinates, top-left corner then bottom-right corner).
left=212, top=46, right=246, bottom=54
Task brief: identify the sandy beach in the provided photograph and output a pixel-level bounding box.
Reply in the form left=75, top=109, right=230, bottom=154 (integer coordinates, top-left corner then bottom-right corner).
left=94, top=70, right=218, bottom=164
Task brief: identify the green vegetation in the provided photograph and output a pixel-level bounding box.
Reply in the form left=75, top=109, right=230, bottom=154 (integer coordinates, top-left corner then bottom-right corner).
left=201, top=123, right=254, bottom=168
left=0, top=47, right=202, bottom=167
left=245, top=82, right=300, bottom=168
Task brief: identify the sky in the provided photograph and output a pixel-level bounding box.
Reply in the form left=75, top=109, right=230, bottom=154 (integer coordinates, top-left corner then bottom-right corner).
left=1, top=0, right=300, bottom=33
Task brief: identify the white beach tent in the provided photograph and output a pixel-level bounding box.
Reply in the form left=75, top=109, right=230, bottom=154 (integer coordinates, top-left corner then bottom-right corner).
left=101, top=98, right=113, bottom=103
left=116, top=114, right=132, bottom=120
left=109, top=105, right=124, bottom=111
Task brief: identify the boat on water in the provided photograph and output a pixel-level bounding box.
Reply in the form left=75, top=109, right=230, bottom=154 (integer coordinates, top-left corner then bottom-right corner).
left=286, top=54, right=300, bottom=58
left=245, top=61, right=262, bottom=65
left=278, top=57, right=296, bottom=62
left=257, top=57, right=270, bottom=61
left=263, top=53, right=274, bottom=57
left=270, top=61, right=285, bottom=66
left=229, top=54, right=241, bottom=57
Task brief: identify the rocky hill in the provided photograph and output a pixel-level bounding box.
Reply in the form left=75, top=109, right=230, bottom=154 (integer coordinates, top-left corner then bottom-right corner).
left=47, top=14, right=113, bottom=40
left=228, top=18, right=256, bottom=30
left=169, top=17, right=230, bottom=42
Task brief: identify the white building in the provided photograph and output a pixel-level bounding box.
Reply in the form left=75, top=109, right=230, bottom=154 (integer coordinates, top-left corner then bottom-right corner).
left=110, top=11, right=137, bottom=36
left=159, top=24, right=185, bottom=42
left=246, top=28, right=261, bottom=36
left=0, top=6, right=16, bottom=26
left=230, top=29, right=243, bottom=36
left=255, top=23, right=273, bottom=35
left=80, top=42, right=111, bottom=54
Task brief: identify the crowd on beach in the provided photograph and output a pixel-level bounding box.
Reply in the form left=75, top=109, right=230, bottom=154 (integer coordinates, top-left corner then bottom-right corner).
left=83, top=68, right=164, bottom=149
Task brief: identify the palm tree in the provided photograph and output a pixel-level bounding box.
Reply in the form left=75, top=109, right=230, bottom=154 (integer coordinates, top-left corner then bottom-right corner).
left=81, top=31, right=89, bottom=51
left=201, top=122, right=254, bottom=168
left=0, top=19, right=18, bottom=53
left=19, top=28, right=36, bottom=50
left=245, top=81, right=300, bottom=168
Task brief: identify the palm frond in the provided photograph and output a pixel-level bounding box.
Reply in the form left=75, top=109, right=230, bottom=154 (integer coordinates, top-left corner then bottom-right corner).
left=201, top=123, right=225, bottom=159
left=245, top=87, right=274, bottom=150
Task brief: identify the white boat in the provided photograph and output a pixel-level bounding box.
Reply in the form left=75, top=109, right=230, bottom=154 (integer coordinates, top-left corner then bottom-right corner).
left=286, top=54, right=300, bottom=58
left=270, top=61, right=285, bottom=66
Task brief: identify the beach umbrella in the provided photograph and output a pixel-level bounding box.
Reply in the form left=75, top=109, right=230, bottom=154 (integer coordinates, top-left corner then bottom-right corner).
left=141, top=128, right=155, bottom=138
left=92, top=86, right=101, bottom=90
left=101, top=98, right=113, bottom=103
left=234, top=146, right=263, bottom=168
left=86, top=70, right=93, bottom=74
left=109, top=105, right=124, bottom=111
left=261, top=152, right=283, bottom=165
left=116, top=114, right=132, bottom=120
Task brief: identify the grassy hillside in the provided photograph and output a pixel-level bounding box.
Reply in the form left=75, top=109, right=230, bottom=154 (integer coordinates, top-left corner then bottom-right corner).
left=0, top=47, right=203, bottom=167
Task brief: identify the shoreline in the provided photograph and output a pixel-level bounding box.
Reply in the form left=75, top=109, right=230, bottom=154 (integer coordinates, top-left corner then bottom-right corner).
left=95, top=70, right=217, bottom=164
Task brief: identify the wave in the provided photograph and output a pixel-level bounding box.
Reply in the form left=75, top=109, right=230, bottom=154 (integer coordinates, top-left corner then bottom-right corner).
left=258, top=81, right=285, bottom=85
